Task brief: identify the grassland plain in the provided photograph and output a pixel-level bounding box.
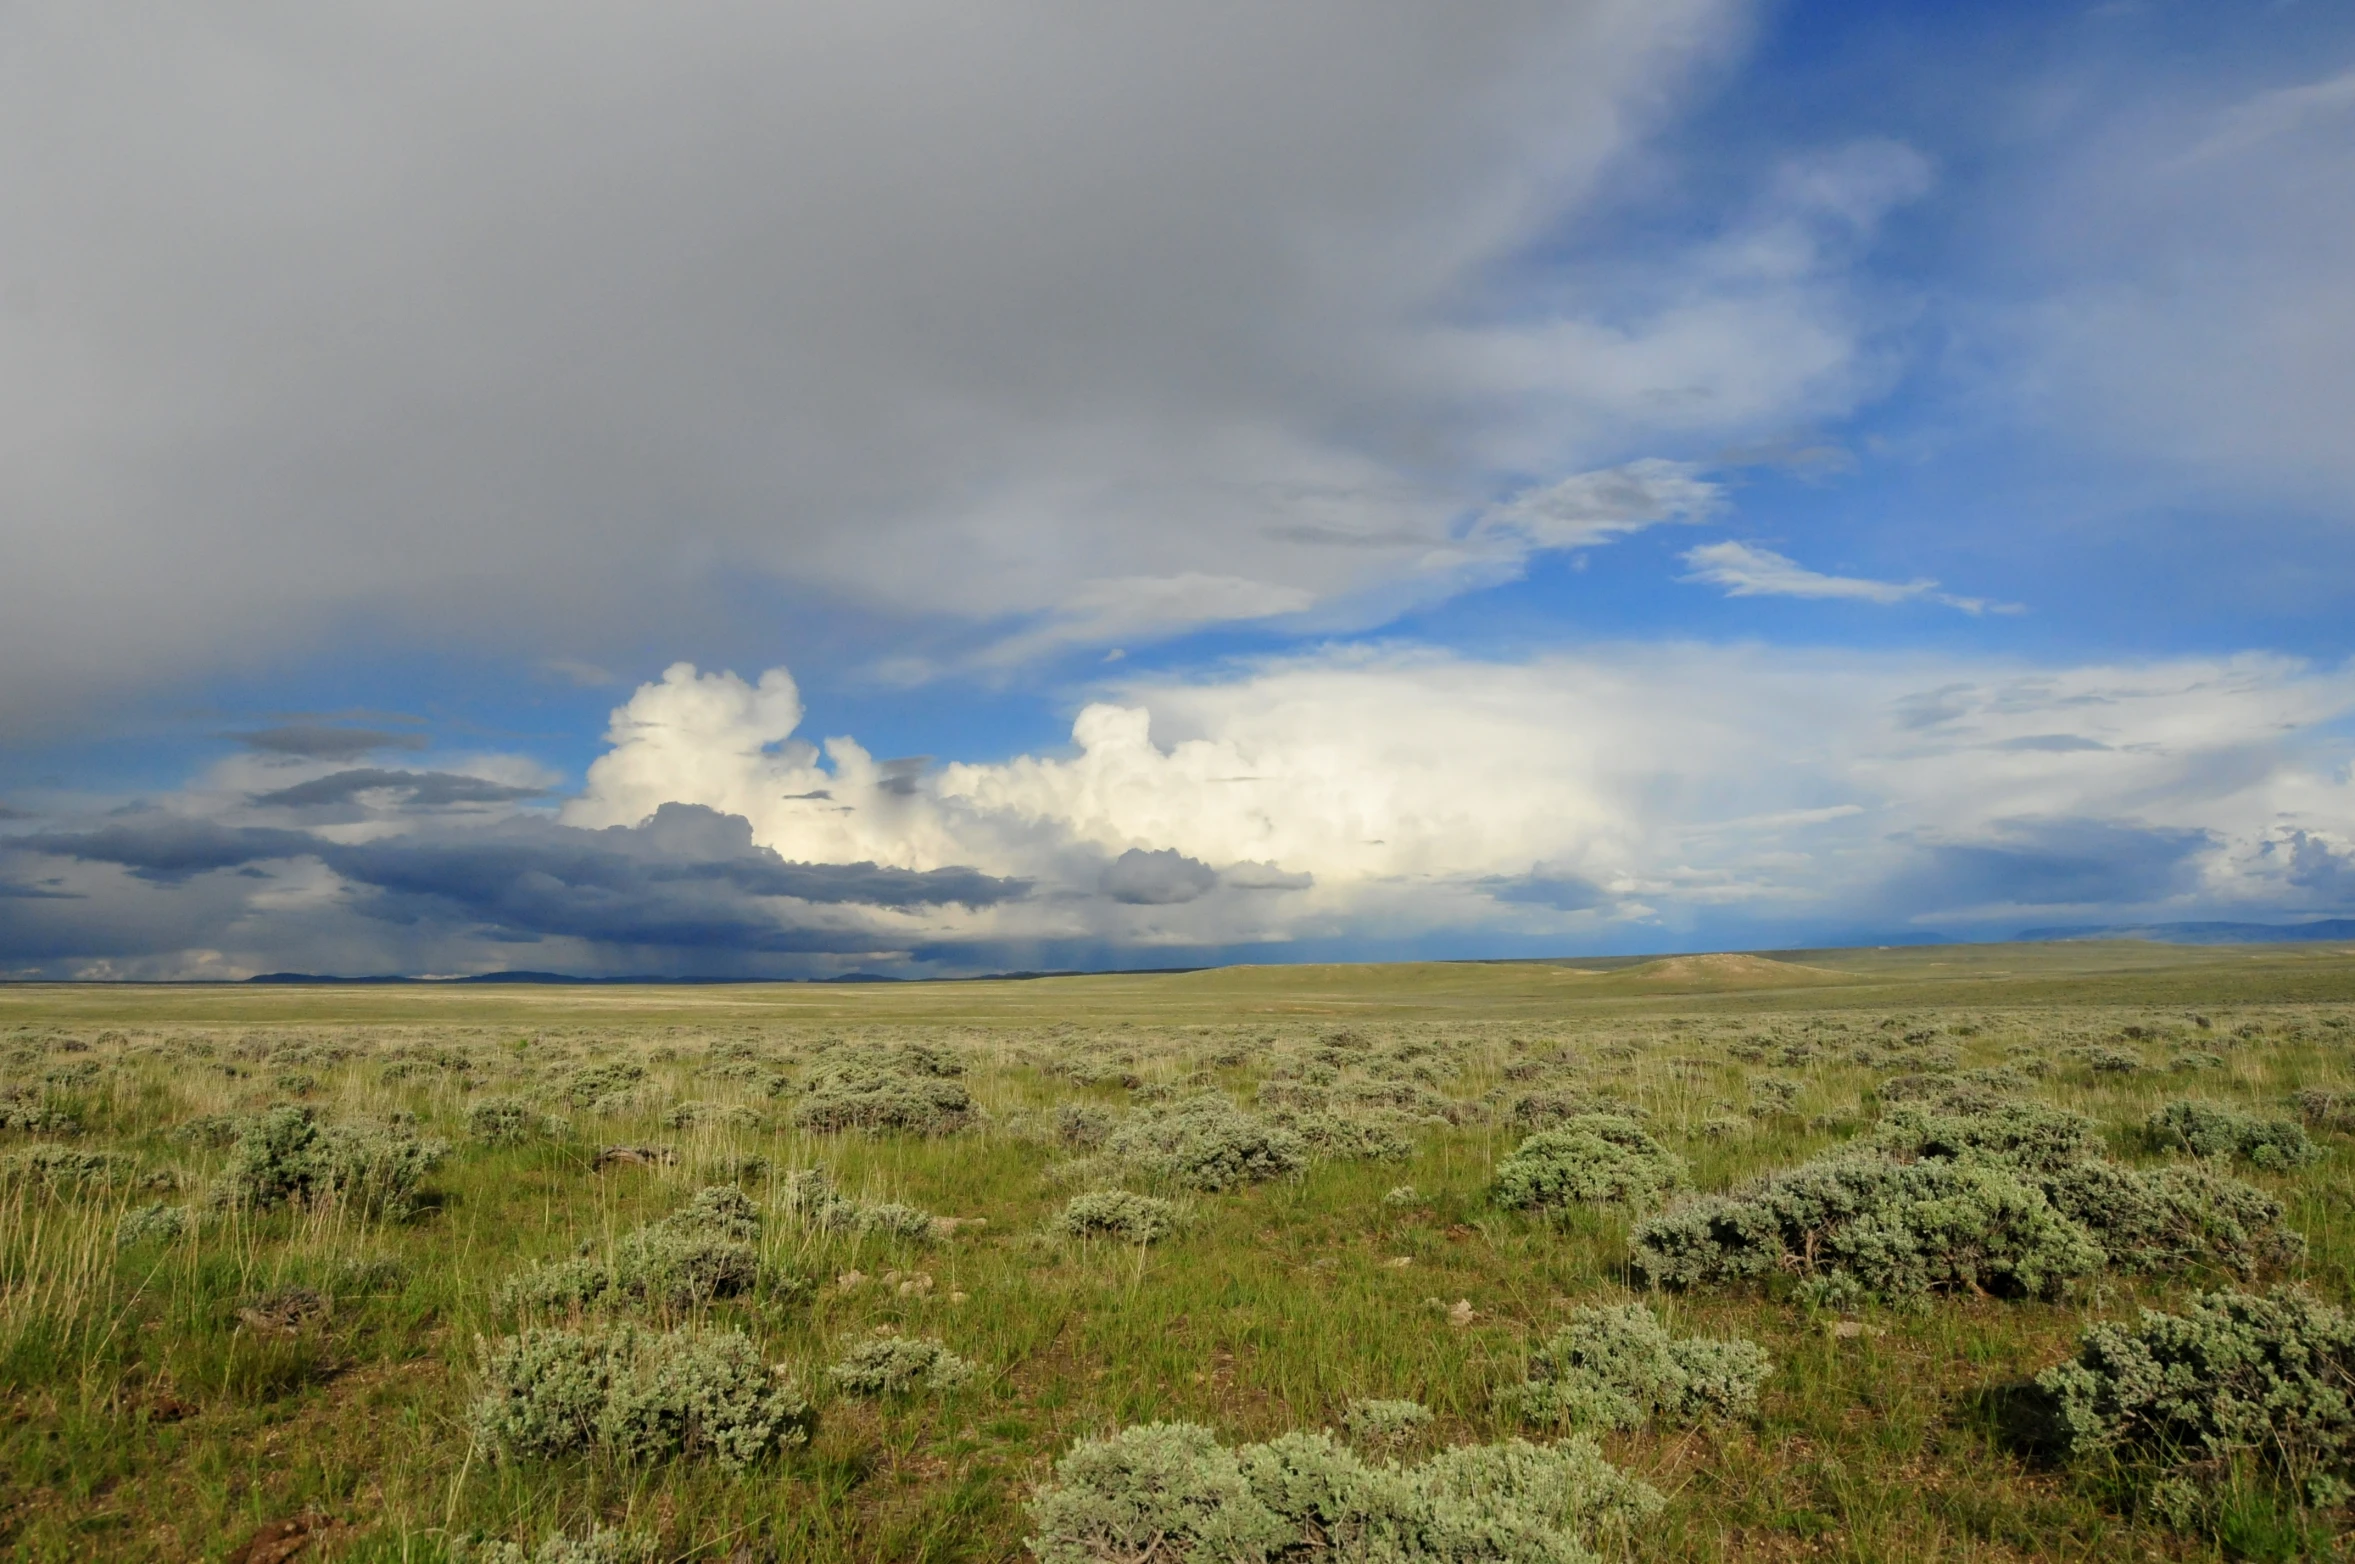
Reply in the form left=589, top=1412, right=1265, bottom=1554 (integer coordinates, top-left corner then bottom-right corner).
left=1, top=940, right=2353, bottom=1562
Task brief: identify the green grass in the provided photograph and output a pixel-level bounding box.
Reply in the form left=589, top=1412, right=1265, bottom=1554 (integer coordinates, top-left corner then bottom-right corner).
left=0, top=941, right=2349, bottom=1559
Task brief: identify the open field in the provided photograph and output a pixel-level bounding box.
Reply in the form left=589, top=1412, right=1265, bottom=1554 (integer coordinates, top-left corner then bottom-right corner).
left=5, top=941, right=2355, bottom=1561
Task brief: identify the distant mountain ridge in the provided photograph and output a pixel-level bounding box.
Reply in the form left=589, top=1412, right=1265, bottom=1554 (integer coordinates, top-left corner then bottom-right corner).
left=242, top=970, right=905, bottom=986
left=2016, top=919, right=2355, bottom=945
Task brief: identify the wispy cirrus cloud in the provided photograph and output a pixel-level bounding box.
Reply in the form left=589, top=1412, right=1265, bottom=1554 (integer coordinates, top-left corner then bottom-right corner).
left=1678, top=541, right=2017, bottom=614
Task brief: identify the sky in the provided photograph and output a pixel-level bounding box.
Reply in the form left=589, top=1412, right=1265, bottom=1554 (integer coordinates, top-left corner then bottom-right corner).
left=4, top=0, right=2354, bottom=979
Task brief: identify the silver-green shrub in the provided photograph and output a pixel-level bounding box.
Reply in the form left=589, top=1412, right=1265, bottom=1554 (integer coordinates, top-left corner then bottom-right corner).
left=1340, top=1398, right=1431, bottom=1449
left=1, top=1144, right=129, bottom=1192
left=509, top=1185, right=764, bottom=1315
left=1106, top=1095, right=1307, bottom=1190
left=2145, top=1100, right=2320, bottom=1171
left=466, top=1098, right=536, bottom=1147
left=470, top=1323, right=811, bottom=1469
left=1504, top=1303, right=1771, bottom=1431
left=2295, top=1090, right=2355, bottom=1134
left=1055, top=1189, right=1181, bottom=1244
left=790, top=1053, right=975, bottom=1135
left=826, top=1333, right=978, bottom=1397
left=2038, top=1289, right=2355, bottom=1487
left=775, top=1166, right=942, bottom=1241
left=1493, top=1115, right=1688, bottom=1211
left=450, top=1527, right=658, bottom=1564
left=216, top=1105, right=449, bottom=1218
left=1053, top=1102, right=1115, bottom=1148
left=559, top=1063, right=647, bottom=1112
left=660, top=1100, right=764, bottom=1131
left=1026, top=1421, right=1661, bottom=1564
left=1631, top=1151, right=2102, bottom=1304
left=1635, top=1095, right=2303, bottom=1304
left=115, top=1202, right=189, bottom=1247
left=1272, top=1108, right=1417, bottom=1164
left=2038, top=1159, right=2305, bottom=1276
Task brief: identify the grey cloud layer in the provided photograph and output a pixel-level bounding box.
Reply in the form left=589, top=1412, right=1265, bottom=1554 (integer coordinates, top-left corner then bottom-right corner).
left=6, top=804, right=1028, bottom=967
left=4, top=0, right=1903, bottom=727
left=248, top=769, right=548, bottom=810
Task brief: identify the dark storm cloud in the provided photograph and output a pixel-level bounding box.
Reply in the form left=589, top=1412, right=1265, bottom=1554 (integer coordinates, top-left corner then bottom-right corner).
left=1480, top=869, right=1610, bottom=911
left=248, top=769, right=545, bottom=809
left=1102, top=847, right=1219, bottom=906
left=1888, top=817, right=2213, bottom=909
left=2277, top=830, right=2355, bottom=901
left=19, top=817, right=323, bottom=884
left=8, top=803, right=1027, bottom=960
left=235, top=726, right=430, bottom=761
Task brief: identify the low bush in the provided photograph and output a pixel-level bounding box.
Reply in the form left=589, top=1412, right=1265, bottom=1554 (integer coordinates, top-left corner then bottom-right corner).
left=1026, top=1421, right=1662, bottom=1564
left=1499, top=1088, right=1635, bottom=1132
left=659, top=1100, right=764, bottom=1131
left=466, top=1098, right=537, bottom=1147
left=470, top=1324, right=811, bottom=1469
left=1340, top=1398, right=1432, bottom=1449
left=2041, top=1159, right=2306, bottom=1277
left=2145, top=1100, right=2320, bottom=1171
left=1636, top=1095, right=2304, bottom=1304
left=1053, top=1102, right=1115, bottom=1148
left=1493, top=1115, right=1688, bottom=1211
left=1631, top=1152, right=2102, bottom=1304
left=1, top=1145, right=129, bottom=1192
left=1272, top=1108, right=1417, bottom=1164
left=1054, top=1189, right=1181, bottom=1244
left=216, top=1105, right=449, bottom=1219
left=508, top=1185, right=764, bottom=1315
left=826, top=1332, right=978, bottom=1397
left=559, top=1063, right=647, bottom=1112
left=1106, top=1095, right=1307, bottom=1190
left=1504, top=1303, right=1772, bottom=1431
left=0, top=1087, right=79, bottom=1135
left=2295, top=1090, right=2355, bottom=1134
left=819, top=1198, right=940, bottom=1241
left=452, top=1528, right=658, bottom=1564
left=1870, top=1102, right=2103, bottom=1172
left=777, top=1166, right=943, bottom=1241
left=116, top=1203, right=189, bottom=1247
left=2038, top=1289, right=2355, bottom=1491
left=791, top=1059, right=975, bottom=1135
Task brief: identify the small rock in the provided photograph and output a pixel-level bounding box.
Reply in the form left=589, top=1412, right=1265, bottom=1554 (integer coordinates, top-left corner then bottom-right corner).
left=837, top=1269, right=866, bottom=1290
left=1447, top=1299, right=1477, bottom=1328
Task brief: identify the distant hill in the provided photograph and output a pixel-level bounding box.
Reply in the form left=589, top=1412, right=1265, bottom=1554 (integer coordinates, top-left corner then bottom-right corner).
left=2017, top=919, right=2355, bottom=945
left=242, top=970, right=905, bottom=986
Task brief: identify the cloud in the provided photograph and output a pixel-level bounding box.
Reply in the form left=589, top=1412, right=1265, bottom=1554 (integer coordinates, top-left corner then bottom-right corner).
left=234, top=726, right=429, bottom=761
left=1887, top=818, right=2215, bottom=912
left=1476, top=460, right=1724, bottom=551
left=0, top=2, right=1980, bottom=728
left=2019, top=63, right=2355, bottom=516
left=1221, top=861, right=1315, bottom=893
left=1990, top=734, right=2109, bottom=754
left=9, top=801, right=1030, bottom=972
left=248, top=769, right=545, bottom=810
left=20, top=817, right=322, bottom=884
left=1101, top=848, right=1220, bottom=906
left=1481, top=867, right=1612, bottom=911
left=1677, top=541, right=2010, bottom=613
left=2274, top=829, right=2355, bottom=901
left=12, top=648, right=2355, bottom=974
